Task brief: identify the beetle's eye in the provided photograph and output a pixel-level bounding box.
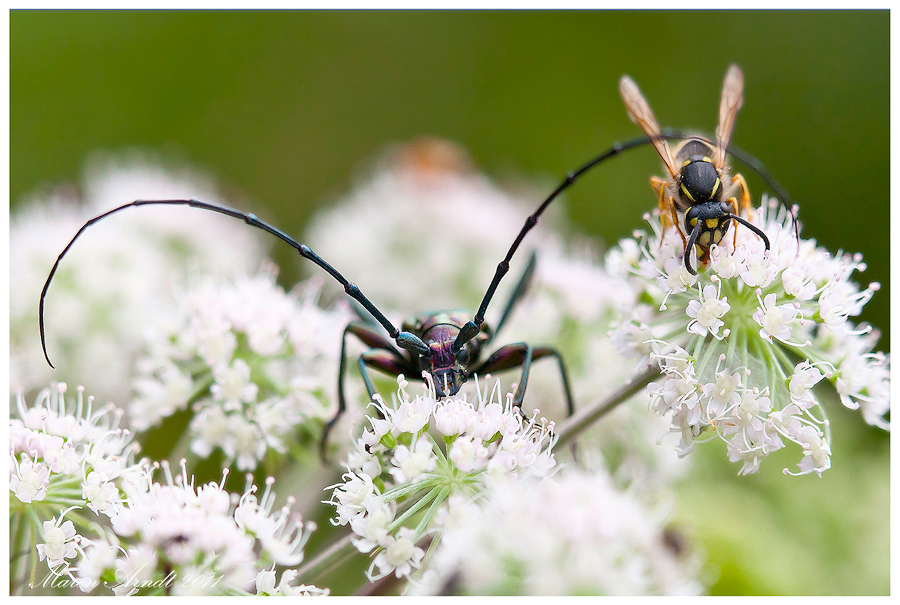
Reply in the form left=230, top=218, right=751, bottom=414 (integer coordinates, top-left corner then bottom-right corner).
left=456, top=347, right=469, bottom=365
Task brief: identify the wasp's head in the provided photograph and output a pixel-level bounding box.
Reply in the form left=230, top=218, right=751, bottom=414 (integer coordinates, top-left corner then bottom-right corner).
left=684, top=200, right=733, bottom=268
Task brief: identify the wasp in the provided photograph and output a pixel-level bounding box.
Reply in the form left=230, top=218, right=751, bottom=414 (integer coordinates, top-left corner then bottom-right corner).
left=619, top=65, right=773, bottom=274
left=39, top=84, right=794, bottom=459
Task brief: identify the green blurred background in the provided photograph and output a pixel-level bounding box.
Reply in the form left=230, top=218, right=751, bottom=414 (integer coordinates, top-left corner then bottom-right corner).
left=11, top=10, right=889, bottom=595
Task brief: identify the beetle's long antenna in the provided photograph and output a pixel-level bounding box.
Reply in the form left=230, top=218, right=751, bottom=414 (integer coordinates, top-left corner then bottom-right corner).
left=452, top=132, right=798, bottom=352
left=451, top=134, right=663, bottom=353
left=40, top=198, right=428, bottom=368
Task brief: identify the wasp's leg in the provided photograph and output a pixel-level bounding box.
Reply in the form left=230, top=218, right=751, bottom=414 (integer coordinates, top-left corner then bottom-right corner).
left=732, top=172, right=752, bottom=215
left=651, top=176, right=687, bottom=249
left=472, top=343, right=575, bottom=419
left=728, top=196, right=740, bottom=249
left=322, top=321, right=411, bottom=462
left=650, top=176, right=670, bottom=232
left=726, top=173, right=763, bottom=249
left=489, top=250, right=538, bottom=344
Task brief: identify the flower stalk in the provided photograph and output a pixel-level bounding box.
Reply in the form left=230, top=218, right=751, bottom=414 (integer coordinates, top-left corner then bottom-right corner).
left=294, top=531, right=357, bottom=583
left=554, top=366, right=660, bottom=450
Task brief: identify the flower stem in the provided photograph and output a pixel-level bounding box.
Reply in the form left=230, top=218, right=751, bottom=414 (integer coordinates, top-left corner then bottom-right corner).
left=554, top=365, right=659, bottom=450
left=294, top=530, right=357, bottom=583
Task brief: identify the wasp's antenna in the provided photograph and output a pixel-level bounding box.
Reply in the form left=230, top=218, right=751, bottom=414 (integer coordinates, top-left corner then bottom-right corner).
left=727, top=213, right=771, bottom=250
left=39, top=198, right=428, bottom=368
left=684, top=223, right=702, bottom=275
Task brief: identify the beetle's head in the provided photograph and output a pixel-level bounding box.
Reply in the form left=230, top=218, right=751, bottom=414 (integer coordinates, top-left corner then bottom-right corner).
left=427, top=336, right=470, bottom=397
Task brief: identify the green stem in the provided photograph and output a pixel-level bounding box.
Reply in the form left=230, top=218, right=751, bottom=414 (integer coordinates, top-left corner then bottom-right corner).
left=697, top=334, right=720, bottom=374
left=389, top=486, right=440, bottom=532
left=554, top=365, right=659, bottom=450
left=10, top=513, right=28, bottom=594
left=28, top=511, right=38, bottom=589
left=294, top=531, right=357, bottom=583
left=381, top=479, right=432, bottom=501
left=414, top=485, right=450, bottom=536
left=405, top=532, right=443, bottom=595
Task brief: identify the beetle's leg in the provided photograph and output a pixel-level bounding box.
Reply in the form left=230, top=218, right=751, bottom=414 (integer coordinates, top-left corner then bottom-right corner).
left=322, top=321, right=411, bottom=462
left=355, top=350, right=421, bottom=405
left=355, top=348, right=420, bottom=415
left=336, top=320, right=402, bottom=414
left=489, top=250, right=537, bottom=344
left=355, top=355, right=378, bottom=401
left=472, top=343, right=575, bottom=419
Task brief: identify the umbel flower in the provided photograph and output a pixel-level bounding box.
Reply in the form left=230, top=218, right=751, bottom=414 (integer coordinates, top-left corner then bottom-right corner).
left=414, top=467, right=702, bottom=596
left=609, top=198, right=889, bottom=475
left=130, top=267, right=354, bottom=470
left=71, top=461, right=323, bottom=596
left=326, top=374, right=556, bottom=582
left=9, top=383, right=149, bottom=591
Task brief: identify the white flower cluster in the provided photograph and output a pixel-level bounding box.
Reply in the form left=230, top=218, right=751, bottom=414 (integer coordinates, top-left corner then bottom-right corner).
left=415, top=467, right=702, bottom=596
left=10, top=383, right=146, bottom=512
left=131, top=267, right=354, bottom=469
left=10, top=153, right=265, bottom=403
left=501, top=245, right=688, bottom=485
left=9, top=385, right=325, bottom=596
left=9, top=383, right=148, bottom=587
left=609, top=198, right=889, bottom=475
left=72, top=461, right=322, bottom=596
left=326, top=375, right=557, bottom=582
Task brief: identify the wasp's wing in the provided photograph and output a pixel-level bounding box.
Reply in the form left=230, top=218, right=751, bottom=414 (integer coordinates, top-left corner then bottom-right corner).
left=714, top=64, right=744, bottom=171
left=619, top=75, right=677, bottom=179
